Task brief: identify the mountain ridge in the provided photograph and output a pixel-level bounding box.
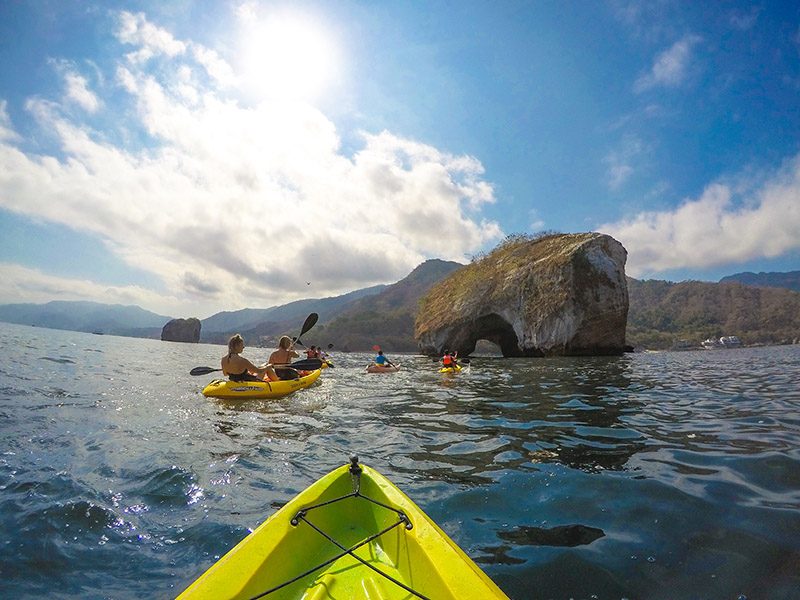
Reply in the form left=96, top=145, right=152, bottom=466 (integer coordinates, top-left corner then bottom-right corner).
left=310, top=259, right=464, bottom=352
left=199, top=284, right=387, bottom=344
left=0, top=300, right=172, bottom=337
left=1, top=266, right=799, bottom=351
left=719, top=270, right=800, bottom=292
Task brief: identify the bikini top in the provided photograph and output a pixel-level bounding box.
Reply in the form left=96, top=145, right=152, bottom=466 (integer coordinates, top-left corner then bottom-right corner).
left=228, top=370, right=260, bottom=382
left=225, top=353, right=260, bottom=382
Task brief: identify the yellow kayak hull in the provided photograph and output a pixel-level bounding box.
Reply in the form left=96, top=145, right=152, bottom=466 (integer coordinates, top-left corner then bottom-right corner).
left=178, top=461, right=508, bottom=599
left=201, top=369, right=322, bottom=400
left=439, top=364, right=462, bottom=373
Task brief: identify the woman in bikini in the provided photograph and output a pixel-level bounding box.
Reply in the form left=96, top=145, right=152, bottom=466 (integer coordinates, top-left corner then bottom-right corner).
left=269, top=335, right=300, bottom=365
left=222, top=334, right=278, bottom=382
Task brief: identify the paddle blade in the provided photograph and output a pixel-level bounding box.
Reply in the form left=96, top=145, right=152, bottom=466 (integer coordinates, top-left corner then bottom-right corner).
left=190, top=366, right=221, bottom=376
left=288, top=358, right=323, bottom=370
left=327, top=343, right=334, bottom=349
left=299, top=313, right=319, bottom=338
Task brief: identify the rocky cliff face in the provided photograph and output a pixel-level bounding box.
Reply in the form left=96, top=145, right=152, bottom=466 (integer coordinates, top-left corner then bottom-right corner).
left=161, top=317, right=201, bottom=343
left=415, top=233, right=628, bottom=356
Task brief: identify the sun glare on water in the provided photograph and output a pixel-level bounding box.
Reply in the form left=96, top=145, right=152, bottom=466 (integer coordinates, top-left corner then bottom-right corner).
left=238, top=11, right=340, bottom=101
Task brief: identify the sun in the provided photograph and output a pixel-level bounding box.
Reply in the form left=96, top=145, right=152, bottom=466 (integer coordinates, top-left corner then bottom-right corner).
left=238, top=11, right=340, bottom=101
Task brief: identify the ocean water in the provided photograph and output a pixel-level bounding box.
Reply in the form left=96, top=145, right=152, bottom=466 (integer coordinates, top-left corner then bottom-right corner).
left=0, top=321, right=799, bottom=600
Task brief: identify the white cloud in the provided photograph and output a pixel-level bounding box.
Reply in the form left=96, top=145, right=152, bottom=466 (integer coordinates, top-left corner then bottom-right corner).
left=635, top=35, right=702, bottom=92
left=64, top=72, right=101, bottom=113
left=528, top=208, right=545, bottom=231
left=117, top=11, right=187, bottom=64
left=0, top=263, right=178, bottom=315
left=0, top=11, right=502, bottom=315
left=607, top=162, right=634, bottom=190
left=598, top=157, right=800, bottom=276
left=603, top=135, right=646, bottom=190
left=236, top=2, right=259, bottom=24
left=191, top=45, right=236, bottom=87
left=728, top=8, right=760, bottom=31
left=0, top=101, right=20, bottom=142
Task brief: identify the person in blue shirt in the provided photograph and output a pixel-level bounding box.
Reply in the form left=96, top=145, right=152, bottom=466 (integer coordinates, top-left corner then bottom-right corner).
left=374, top=349, right=395, bottom=367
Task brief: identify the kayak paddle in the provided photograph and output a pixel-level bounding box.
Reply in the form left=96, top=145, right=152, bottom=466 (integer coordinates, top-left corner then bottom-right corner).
left=292, top=313, right=319, bottom=347
left=190, top=366, right=221, bottom=376
left=190, top=358, right=323, bottom=377
left=284, top=358, right=323, bottom=370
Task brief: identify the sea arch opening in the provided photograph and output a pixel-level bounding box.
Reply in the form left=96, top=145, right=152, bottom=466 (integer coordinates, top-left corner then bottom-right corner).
left=466, top=313, right=520, bottom=357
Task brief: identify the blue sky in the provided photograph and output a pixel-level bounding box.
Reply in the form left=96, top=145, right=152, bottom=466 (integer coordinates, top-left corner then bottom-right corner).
left=1, top=1, right=798, bottom=317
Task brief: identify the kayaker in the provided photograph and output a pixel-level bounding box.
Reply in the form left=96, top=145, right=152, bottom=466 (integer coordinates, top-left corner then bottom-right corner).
left=305, top=345, right=320, bottom=359
left=222, top=334, right=278, bottom=382
left=269, top=335, right=301, bottom=365
left=442, top=350, right=458, bottom=370
left=375, top=349, right=395, bottom=367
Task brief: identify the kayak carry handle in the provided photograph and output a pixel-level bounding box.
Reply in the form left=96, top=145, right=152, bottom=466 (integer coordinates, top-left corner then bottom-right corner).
left=349, top=455, right=362, bottom=495
left=349, top=455, right=362, bottom=475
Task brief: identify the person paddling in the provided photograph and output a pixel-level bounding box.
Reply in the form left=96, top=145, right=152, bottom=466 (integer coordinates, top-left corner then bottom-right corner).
left=266, top=335, right=303, bottom=380
left=442, top=349, right=458, bottom=370
left=222, top=334, right=278, bottom=382
left=269, top=335, right=301, bottom=365
left=374, top=349, right=395, bottom=368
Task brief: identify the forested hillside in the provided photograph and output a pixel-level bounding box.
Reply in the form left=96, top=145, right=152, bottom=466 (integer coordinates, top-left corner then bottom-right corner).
left=199, top=285, right=386, bottom=345
left=310, top=259, right=463, bottom=351
left=626, top=278, right=800, bottom=349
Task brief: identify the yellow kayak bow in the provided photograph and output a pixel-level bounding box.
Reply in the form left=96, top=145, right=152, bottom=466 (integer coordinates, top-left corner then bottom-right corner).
left=178, top=457, right=508, bottom=599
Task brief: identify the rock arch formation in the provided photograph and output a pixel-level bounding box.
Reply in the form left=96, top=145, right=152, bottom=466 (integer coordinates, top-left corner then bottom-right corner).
left=415, top=233, right=629, bottom=357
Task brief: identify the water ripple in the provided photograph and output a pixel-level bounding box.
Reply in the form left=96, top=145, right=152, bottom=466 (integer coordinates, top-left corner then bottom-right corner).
left=0, top=323, right=798, bottom=599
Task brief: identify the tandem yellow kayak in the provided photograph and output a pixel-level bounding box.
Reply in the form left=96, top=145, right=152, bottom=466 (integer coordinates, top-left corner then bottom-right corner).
left=178, top=458, right=509, bottom=599
left=202, top=369, right=322, bottom=400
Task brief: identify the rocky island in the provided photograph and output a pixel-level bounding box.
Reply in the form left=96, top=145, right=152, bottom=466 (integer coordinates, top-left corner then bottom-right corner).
left=415, top=232, right=629, bottom=356
left=161, top=317, right=201, bottom=343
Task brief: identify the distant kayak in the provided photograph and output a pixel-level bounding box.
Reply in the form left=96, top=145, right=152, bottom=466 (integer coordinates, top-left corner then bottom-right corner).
left=202, top=369, right=322, bottom=400
left=177, top=458, right=509, bottom=599
left=366, top=363, right=401, bottom=373
left=439, top=363, right=463, bottom=374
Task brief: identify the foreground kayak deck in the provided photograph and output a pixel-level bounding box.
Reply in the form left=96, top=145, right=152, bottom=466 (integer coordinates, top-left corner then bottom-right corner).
left=178, top=459, right=508, bottom=600
left=202, top=369, right=322, bottom=400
